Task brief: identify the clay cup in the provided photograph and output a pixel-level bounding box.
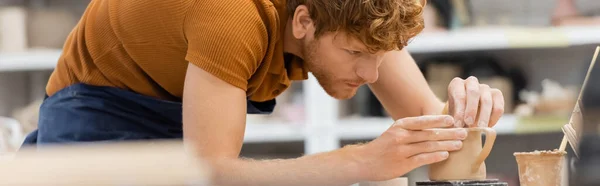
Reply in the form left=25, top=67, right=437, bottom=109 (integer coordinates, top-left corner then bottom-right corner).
left=428, top=127, right=497, bottom=181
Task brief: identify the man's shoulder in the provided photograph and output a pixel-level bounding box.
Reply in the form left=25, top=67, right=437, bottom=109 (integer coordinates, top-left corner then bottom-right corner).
left=188, top=0, right=280, bottom=17
left=185, top=0, right=283, bottom=34
left=183, top=0, right=288, bottom=93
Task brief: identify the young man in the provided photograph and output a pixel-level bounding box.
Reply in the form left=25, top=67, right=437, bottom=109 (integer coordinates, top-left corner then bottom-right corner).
left=23, top=0, right=505, bottom=185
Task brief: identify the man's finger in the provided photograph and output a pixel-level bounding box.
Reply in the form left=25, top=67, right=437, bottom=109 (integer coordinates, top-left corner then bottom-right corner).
left=407, top=140, right=463, bottom=156
left=464, top=76, right=480, bottom=127
left=448, top=78, right=466, bottom=127
left=404, top=128, right=467, bottom=143
left=393, top=115, right=454, bottom=131
left=477, top=85, right=493, bottom=127
left=489, top=89, right=505, bottom=127
left=408, top=151, right=449, bottom=169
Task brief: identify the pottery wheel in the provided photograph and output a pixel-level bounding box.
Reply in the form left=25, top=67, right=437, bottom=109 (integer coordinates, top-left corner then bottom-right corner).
left=415, top=179, right=508, bottom=186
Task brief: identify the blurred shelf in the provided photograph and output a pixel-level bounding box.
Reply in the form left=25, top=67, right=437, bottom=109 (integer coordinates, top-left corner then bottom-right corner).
left=243, top=120, right=306, bottom=143
left=242, top=114, right=563, bottom=143
left=335, top=114, right=562, bottom=140
left=0, top=49, right=60, bottom=72
left=336, top=117, right=393, bottom=140
left=3, top=25, right=600, bottom=71
left=407, top=25, right=600, bottom=53
left=513, top=114, right=569, bottom=134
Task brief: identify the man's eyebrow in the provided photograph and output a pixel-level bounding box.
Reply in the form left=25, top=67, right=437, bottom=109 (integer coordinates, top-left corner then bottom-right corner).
left=345, top=41, right=368, bottom=52
left=332, top=34, right=369, bottom=52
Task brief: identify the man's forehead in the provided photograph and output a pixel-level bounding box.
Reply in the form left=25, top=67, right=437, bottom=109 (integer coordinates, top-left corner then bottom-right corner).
left=330, top=32, right=388, bottom=55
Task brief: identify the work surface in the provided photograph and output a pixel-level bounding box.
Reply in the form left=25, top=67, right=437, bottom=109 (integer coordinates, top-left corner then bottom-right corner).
left=0, top=140, right=212, bottom=186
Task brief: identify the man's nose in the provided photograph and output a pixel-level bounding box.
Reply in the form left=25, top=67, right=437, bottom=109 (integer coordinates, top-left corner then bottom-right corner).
left=356, top=61, right=379, bottom=84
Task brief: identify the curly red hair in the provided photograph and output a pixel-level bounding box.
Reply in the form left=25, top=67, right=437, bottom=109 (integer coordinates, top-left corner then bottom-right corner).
left=287, top=0, right=426, bottom=53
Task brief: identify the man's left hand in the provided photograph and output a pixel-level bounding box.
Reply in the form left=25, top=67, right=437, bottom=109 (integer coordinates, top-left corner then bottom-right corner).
left=446, top=76, right=505, bottom=128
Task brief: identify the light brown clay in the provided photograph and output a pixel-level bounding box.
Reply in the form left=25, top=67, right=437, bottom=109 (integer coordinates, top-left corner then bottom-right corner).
left=514, top=150, right=567, bottom=186
left=428, top=127, right=497, bottom=181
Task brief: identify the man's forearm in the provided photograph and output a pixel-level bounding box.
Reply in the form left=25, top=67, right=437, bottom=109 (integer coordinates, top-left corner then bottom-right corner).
left=369, top=49, right=447, bottom=120
left=208, top=145, right=366, bottom=186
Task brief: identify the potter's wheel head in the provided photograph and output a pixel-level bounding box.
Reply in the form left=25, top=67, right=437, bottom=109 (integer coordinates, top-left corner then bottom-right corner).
left=416, top=179, right=508, bottom=186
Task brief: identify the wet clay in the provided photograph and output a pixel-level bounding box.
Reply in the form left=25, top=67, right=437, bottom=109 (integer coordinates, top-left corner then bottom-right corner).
left=429, top=127, right=497, bottom=181
left=514, top=150, right=567, bottom=186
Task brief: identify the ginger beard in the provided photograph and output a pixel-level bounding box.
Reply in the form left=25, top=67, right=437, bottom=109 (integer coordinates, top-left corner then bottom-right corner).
left=302, top=38, right=362, bottom=100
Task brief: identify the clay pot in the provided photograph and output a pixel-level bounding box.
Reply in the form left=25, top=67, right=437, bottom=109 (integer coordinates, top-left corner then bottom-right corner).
left=428, top=127, right=497, bottom=181
left=514, top=150, right=567, bottom=186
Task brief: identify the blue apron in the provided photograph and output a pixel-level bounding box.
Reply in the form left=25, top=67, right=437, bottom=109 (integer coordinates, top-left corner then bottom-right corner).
left=21, top=83, right=276, bottom=146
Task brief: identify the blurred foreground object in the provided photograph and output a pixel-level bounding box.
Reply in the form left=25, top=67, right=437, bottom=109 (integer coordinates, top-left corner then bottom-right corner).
left=359, top=177, right=408, bottom=186
left=4, top=140, right=212, bottom=186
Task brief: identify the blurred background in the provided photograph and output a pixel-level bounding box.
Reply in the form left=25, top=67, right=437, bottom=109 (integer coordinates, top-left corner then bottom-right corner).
left=1, top=0, right=600, bottom=185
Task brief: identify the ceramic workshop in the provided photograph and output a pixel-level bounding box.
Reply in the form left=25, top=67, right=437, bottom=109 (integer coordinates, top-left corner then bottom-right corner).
left=2, top=0, right=600, bottom=186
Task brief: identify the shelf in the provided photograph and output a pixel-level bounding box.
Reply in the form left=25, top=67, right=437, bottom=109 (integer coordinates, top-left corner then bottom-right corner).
left=242, top=114, right=561, bottom=143
left=2, top=26, right=600, bottom=71
left=406, top=25, right=600, bottom=53
left=335, top=114, right=560, bottom=140
left=0, top=49, right=61, bottom=72
left=243, top=121, right=305, bottom=143
left=0, top=26, right=597, bottom=71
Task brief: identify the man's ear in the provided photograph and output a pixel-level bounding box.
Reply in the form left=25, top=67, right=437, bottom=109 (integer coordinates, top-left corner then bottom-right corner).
left=292, top=5, right=314, bottom=39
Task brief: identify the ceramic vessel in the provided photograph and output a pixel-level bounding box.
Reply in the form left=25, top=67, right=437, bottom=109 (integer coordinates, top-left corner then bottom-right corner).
left=514, top=150, right=567, bottom=186
left=428, top=127, right=497, bottom=181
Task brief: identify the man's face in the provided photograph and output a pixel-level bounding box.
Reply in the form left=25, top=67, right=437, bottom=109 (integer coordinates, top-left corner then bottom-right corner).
left=302, top=32, right=386, bottom=100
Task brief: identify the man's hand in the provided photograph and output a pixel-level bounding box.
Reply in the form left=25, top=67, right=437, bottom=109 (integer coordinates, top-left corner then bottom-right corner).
left=447, top=76, right=505, bottom=128
left=357, top=115, right=467, bottom=181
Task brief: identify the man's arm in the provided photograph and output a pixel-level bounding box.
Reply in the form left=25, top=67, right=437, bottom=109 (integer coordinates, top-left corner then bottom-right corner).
left=182, top=63, right=465, bottom=186
left=182, top=63, right=364, bottom=186
left=181, top=1, right=374, bottom=184
left=368, top=49, right=445, bottom=120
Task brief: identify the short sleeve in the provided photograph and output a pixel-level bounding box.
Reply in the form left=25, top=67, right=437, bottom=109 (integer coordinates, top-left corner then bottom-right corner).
left=184, top=0, right=269, bottom=91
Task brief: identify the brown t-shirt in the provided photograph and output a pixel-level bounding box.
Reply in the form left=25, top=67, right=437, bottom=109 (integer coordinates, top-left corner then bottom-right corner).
left=46, top=0, right=308, bottom=102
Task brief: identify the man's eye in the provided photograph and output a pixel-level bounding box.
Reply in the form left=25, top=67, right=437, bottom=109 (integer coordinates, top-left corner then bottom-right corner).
left=346, top=49, right=360, bottom=55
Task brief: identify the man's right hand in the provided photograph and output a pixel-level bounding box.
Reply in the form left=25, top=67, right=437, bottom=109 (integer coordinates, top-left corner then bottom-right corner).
left=356, top=115, right=467, bottom=181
